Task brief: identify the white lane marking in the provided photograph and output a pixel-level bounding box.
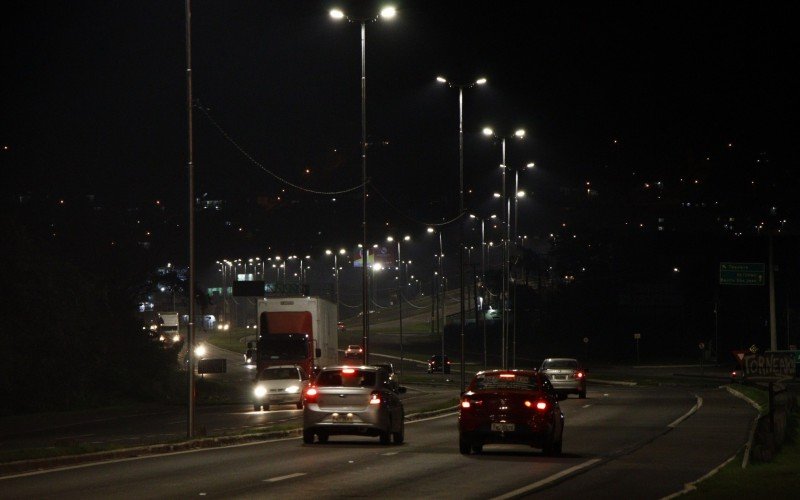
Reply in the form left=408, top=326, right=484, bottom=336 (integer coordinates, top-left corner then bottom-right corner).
left=668, top=395, right=702, bottom=428
left=263, top=472, right=306, bottom=483
left=491, top=458, right=603, bottom=500
left=660, top=453, right=737, bottom=500
left=582, top=404, right=592, bottom=408
left=382, top=452, right=399, bottom=456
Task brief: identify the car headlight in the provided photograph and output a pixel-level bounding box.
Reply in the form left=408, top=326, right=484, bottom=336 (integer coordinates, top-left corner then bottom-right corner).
left=284, top=385, right=300, bottom=394
left=194, top=344, right=207, bottom=357
left=172, top=334, right=180, bottom=343
left=150, top=324, right=158, bottom=331
left=254, top=385, right=267, bottom=398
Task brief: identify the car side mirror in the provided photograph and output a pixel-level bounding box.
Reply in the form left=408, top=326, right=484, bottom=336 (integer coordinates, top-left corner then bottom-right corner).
left=315, top=348, right=321, bottom=358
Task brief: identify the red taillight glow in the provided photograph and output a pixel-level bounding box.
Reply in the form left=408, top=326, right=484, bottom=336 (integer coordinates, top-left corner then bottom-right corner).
left=305, top=387, right=318, bottom=403
left=461, top=400, right=471, bottom=408
left=524, top=400, right=532, bottom=407
left=370, top=392, right=381, bottom=405
left=576, top=371, right=584, bottom=379
left=342, top=368, right=355, bottom=374
left=499, top=373, right=516, bottom=378
left=535, top=401, right=548, bottom=411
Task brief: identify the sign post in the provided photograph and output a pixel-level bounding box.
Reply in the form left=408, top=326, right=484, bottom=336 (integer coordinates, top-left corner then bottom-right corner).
left=633, top=333, right=641, bottom=364
left=699, top=342, right=705, bottom=375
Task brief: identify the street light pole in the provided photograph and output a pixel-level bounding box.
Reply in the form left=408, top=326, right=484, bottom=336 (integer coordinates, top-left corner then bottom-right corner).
left=484, top=127, right=525, bottom=369
left=331, top=5, right=396, bottom=366
left=437, top=75, right=486, bottom=390
left=184, top=0, right=196, bottom=439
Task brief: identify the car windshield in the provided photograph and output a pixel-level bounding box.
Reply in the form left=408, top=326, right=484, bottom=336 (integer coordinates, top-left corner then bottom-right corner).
left=543, top=360, right=578, bottom=369
left=348, top=345, right=360, bottom=350
left=472, top=373, right=538, bottom=391
left=316, top=369, right=377, bottom=388
left=258, top=368, right=298, bottom=381
left=374, top=364, right=393, bottom=374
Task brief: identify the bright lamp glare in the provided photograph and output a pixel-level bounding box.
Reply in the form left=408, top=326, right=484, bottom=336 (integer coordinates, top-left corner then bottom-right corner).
left=517, top=191, right=526, bottom=198
left=380, top=6, right=396, bottom=18
left=436, top=76, right=447, bottom=83
left=493, top=193, right=501, bottom=198
left=330, top=9, right=344, bottom=19
left=527, top=162, right=535, bottom=168
left=476, top=77, right=487, bottom=85
left=515, top=129, right=526, bottom=138
left=427, top=227, right=435, bottom=233
left=482, top=127, right=493, bottom=136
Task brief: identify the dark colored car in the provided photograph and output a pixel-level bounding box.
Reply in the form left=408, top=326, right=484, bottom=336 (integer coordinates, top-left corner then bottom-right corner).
left=459, top=369, right=564, bottom=455
left=302, top=366, right=406, bottom=445
left=428, top=354, right=451, bottom=374
left=373, top=362, right=399, bottom=391
left=540, top=358, right=587, bottom=399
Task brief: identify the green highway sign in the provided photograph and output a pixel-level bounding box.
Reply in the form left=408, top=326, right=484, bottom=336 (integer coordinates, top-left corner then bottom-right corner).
left=719, top=262, right=765, bottom=286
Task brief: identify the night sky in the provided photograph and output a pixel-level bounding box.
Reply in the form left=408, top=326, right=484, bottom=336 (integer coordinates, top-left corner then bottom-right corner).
left=3, top=1, right=797, bottom=230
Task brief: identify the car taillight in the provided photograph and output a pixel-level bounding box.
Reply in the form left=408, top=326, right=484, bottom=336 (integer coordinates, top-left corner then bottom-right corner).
left=531, top=400, right=547, bottom=411
left=461, top=398, right=482, bottom=409
left=576, top=371, right=584, bottom=379
left=305, top=387, right=318, bottom=403
left=342, top=368, right=355, bottom=374
left=370, top=392, right=381, bottom=405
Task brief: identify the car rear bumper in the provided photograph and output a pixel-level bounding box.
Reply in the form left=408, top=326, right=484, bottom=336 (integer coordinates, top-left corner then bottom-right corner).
left=460, top=427, right=550, bottom=447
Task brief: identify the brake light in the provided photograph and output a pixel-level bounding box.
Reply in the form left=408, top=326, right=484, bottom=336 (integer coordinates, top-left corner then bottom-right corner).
left=499, top=373, right=516, bottom=378
left=524, top=400, right=532, bottom=407
left=461, top=400, right=471, bottom=408
left=576, top=371, right=584, bottom=379
left=342, top=368, right=355, bottom=374
left=305, top=387, right=318, bottom=403
left=535, top=400, right=548, bottom=411
left=370, top=392, right=381, bottom=405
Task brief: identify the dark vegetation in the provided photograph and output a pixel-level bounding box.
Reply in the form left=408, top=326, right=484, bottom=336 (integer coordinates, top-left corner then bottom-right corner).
left=0, top=214, right=181, bottom=414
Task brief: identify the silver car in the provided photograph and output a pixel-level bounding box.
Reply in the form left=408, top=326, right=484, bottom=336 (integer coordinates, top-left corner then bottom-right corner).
left=253, top=365, right=309, bottom=411
left=540, top=358, right=587, bottom=399
left=302, top=366, right=406, bottom=445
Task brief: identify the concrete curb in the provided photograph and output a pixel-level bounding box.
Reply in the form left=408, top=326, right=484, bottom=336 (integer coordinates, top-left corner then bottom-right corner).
left=724, top=385, right=763, bottom=468
left=0, top=405, right=460, bottom=477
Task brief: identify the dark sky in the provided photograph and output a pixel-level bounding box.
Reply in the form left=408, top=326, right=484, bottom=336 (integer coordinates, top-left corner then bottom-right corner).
left=3, top=1, right=796, bottom=218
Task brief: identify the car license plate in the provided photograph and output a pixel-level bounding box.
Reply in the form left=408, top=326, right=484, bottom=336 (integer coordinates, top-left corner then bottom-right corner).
left=491, top=423, right=515, bottom=432
left=332, top=414, right=353, bottom=423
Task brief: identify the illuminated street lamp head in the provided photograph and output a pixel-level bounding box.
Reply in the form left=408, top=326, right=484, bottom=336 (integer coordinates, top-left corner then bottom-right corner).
left=527, top=162, right=535, bottom=168
left=339, top=248, right=346, bottom=255
left=514, top=129, right=526, bottom=138
left=403, top=235, right=411, bottom=241
left=329, top=8, right=344, bottom=19
left=387, top=236, right=395, bottom=242
left=380, top=6, right=397, bottom=19
left=475, top=77, right=487, bottom=85
left=517, top=191, right=526, bottom=198
left=325, top=249, right=332, bottom=255
left=436, top=76, right=447, bottom=83
left=493, top=192, right=501, bottom=198
left=469, top=214, right=477, bottom=219
left=482, top=127, right=494, bottom=136
left=427, top=227, right=435, bottom=233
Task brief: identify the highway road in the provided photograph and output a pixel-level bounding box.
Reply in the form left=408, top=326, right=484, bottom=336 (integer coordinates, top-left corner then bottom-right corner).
left=2, top=384, right=755, bottom=499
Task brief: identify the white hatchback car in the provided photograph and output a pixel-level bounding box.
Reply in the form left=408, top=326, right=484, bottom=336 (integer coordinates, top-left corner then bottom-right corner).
left=253, top=365, right=309, bottom=411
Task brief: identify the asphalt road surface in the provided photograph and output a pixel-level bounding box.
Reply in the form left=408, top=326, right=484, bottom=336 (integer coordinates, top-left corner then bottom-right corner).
left=2, top=384, right=755, bottom=499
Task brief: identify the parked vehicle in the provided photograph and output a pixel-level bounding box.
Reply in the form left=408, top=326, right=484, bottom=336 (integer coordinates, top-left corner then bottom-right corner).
left=459, top=369, right=564, bottom=455
left=428, top=354, right=451, bottom=374
left=255, top=297, right=338, bottom=380
left=302, top=366, right=406, bottom=445
left=539, top=358, right=587, bottom=399
left=253, top=365, right=310, bottom=411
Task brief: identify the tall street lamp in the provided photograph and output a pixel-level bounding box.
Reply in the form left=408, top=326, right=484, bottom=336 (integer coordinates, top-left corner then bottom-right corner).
left=436, top=75, right=486, bottom=391
left=511, top=162, right=534, bottom=368
left=483, top=127, right=525, bottom=369
left=330, top=5, right=396, bottom=365
left=388, top=235, right=410, bottom=380
left=427, top=227, right=445, bottom=376
left=326, top=248, right=347, bottom=324
left=469, top=214, right=488, bottom=369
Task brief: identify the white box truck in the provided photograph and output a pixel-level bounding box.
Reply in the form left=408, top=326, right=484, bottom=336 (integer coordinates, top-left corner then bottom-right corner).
left=255, top=297, right=338, bottom=378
